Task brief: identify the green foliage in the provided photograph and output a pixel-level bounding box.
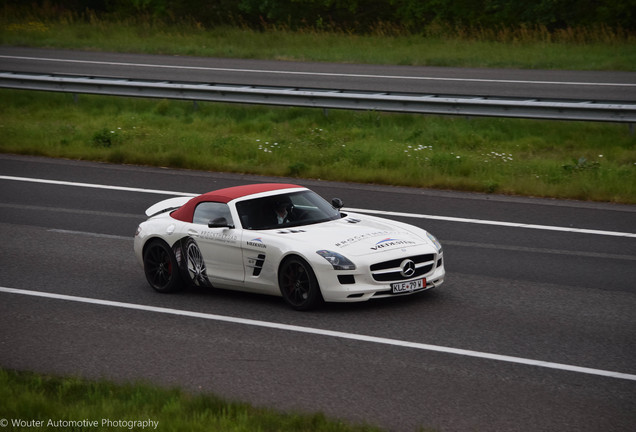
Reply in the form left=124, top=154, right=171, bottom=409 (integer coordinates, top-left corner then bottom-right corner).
left=287, top=161, right=308, bottom=177
left=2, top=0, right=634, bottom=33
left=562, top=156, right=601, bottom=173
left=1, top=12, right=634, bottom=69
left=0, top=368, right=384, bottom=432
left=0, top=10, right=634, bottom=203
left=92, top=128, right=116, bottom=147
left=1, top=90, right=635, bottom=203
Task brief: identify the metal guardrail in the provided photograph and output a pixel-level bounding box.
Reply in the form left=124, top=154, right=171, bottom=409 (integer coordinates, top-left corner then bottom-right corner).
left=1, top=71, right=635, bottom=123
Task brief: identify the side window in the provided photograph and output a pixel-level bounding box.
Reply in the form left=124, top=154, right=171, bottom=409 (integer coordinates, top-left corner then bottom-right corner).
left=193, top=202, right=233, bottom=226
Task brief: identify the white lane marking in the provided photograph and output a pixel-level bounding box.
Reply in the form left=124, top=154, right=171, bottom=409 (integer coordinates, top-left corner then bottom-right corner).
left=0, top=175, right=197, bottom=197
left=346, top=207, right=636, bottom=238
left=2, top=55, right=635, bottom=88
left=45, top=228, right=636, bottom=260
left=1, top=202, right=139, bottom=219
left=444, top=240, right=636, bottom=261
left=1, top=286, right=635, bottom=381
left=48, top=229, right=130, bottom=240
left=2, top=175, right=635, bottom=238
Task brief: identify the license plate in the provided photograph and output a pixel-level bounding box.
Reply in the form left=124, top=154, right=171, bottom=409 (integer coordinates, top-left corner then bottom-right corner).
left=391, top=278, right=426, bottom=294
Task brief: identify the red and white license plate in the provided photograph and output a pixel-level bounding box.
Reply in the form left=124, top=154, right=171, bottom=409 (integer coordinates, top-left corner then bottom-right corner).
left=391, top=278, right=426, bottom=294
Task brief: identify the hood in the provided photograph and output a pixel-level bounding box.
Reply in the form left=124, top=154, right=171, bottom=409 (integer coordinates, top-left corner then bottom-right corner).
left=273, top=213, right=432, bottom=257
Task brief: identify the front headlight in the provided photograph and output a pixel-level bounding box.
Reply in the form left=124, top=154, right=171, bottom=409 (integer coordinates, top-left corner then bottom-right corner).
left=316, top=250, right=356, bottom=270
left=426, top=232, right=442, bottom=253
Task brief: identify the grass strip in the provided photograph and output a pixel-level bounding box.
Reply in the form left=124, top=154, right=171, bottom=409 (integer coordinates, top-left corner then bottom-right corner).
left=1, top=14, right=635, bottom=203
left=1, top=89, right=634, bottom=203
left=0, top=368, right=384, bottom=432
left=1, top=16, right=635, bottom=71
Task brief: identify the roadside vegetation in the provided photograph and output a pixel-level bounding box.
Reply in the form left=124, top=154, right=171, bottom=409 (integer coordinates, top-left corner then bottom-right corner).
left=1, top=4, right=635, bottom=204
left=1, top=6, right=634, bottom=70
left=0, top=368, right=383, bottom=432
left=2, top=89, right=634, bottom=203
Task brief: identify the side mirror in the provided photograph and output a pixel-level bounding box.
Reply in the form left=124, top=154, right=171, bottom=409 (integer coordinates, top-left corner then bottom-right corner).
left=331, top=198, right=344, bottom=209
left=208, top=217, right=234, bottom=229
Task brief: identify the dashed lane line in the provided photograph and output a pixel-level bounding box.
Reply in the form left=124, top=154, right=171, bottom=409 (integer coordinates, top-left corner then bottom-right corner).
left=2, top=175, right=635, bottom=238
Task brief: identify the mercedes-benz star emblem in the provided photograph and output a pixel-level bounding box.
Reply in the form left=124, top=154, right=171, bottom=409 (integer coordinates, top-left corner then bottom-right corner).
left=400, top=259, right=416, bottom=277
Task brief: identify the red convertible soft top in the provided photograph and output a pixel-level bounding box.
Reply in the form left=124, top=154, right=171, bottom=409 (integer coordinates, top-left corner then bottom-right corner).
left=171, top=183, right=304, bottom=222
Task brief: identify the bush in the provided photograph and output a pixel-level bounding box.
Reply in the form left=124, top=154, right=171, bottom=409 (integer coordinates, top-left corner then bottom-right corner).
left=3, top=0, right=634, bottom=33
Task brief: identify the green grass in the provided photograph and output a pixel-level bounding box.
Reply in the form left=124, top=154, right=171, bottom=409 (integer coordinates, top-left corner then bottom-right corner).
left=1, top=16, right=635, bottom=70
left=1, top=14, right=635, bottom=204
left=0, top=368, right=383, bottom=432
left=1, top=89, right=635, bottom=203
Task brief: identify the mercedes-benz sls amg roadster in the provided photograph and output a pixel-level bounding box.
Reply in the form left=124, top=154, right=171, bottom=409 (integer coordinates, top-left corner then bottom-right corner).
left=134, top=183, right=445, bottom=310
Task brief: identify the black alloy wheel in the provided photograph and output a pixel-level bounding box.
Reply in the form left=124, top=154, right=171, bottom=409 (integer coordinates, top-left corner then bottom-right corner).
left=278, top=256, right=323, bottom=310
left=143, top=240, right=182, bottom=293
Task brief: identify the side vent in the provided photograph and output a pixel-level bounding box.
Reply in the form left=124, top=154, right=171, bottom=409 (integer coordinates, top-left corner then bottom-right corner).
left=252, top=254, right=266, bottom=276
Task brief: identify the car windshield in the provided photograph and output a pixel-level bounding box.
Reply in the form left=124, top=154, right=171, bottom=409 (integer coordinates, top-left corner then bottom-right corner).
left=236, top=190, right=342, bottom=230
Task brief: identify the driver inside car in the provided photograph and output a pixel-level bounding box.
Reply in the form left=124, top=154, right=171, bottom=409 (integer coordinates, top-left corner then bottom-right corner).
left=273, top=197, right=293, bottom=224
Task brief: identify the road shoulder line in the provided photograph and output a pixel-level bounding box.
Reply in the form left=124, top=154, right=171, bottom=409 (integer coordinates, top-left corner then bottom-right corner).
left=2, top=286, right=635, bottom=382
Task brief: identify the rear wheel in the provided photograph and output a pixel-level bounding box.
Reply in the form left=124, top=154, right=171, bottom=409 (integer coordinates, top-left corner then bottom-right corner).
left=278, top=256, right=323, bottom=310
left=143, top=240, right=182, bottom=293
left=184, top=237, right=212, bottom=288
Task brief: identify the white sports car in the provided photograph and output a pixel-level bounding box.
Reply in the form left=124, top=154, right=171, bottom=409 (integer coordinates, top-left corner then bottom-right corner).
left=134, top=183, right=445, bottom=310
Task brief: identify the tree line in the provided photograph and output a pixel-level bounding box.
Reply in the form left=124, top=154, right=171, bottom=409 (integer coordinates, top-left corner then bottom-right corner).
left=5, top=0, right=635, bottom=32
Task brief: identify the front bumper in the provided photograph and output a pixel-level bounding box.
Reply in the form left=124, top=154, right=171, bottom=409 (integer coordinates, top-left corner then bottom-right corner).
left=316, top=261, right=445, bottom=303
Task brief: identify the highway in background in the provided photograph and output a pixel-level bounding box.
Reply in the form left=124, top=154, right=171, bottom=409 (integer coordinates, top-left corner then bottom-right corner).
left=1, top=46, right=636, bottom=102
left=1, top=154, right=635, bottom=431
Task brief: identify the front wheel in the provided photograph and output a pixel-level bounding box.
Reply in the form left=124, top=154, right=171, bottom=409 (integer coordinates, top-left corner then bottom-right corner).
left=278, top=256, right=323, bottom=311
left=143, top=240, right=182, bottom=293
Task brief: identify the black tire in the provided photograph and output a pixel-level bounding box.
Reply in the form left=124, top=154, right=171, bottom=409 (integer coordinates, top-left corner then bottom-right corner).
left=143, top=240, right=183, bottom=293
left=278, top=256, right=323, bottom=311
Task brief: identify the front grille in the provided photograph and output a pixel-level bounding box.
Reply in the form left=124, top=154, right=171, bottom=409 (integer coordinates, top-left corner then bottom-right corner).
left=370, top=254, right=436, bottom=282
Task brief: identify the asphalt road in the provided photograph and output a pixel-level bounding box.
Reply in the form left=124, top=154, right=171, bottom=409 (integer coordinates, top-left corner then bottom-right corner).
left=1, top=46, right=636, bottom=101
left=1, top=154, right=635, bottom=431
